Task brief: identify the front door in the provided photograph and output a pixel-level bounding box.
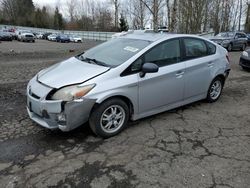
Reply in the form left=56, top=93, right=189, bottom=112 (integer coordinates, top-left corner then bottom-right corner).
left=138, top=39, right=185, bottom=114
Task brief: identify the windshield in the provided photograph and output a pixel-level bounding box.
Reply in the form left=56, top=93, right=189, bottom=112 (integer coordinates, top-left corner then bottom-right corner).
left=78, top=38, right=151, bottom=67
left=216, top=32, right=234, bottom=38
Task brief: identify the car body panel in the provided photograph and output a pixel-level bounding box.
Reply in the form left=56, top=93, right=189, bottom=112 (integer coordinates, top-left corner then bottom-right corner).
left=239, top=49, right=250, bottom=69
left=138, top=62, right=185, bottom=113
left=37, top=57, right=110, bottom=88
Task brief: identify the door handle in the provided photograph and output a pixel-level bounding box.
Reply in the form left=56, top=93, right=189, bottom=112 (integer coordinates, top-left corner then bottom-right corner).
left=176, top=71, right=184, bottom=78
left=208, top=62, right=214, bottom=67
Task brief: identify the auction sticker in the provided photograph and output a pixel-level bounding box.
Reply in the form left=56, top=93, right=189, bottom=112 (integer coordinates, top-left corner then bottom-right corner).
left=124, top=46, right=139, bottom=53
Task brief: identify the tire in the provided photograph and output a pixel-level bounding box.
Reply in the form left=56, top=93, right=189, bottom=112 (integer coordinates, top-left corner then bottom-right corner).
left=227, top=43, right=232, bottom=52
left=241, top=43, right=246, bottom=51
left=89, top=98, right=129, bottom=138
left=206, top=77, right=224, bottom=103
left=242, top=66, right=250, bottom=71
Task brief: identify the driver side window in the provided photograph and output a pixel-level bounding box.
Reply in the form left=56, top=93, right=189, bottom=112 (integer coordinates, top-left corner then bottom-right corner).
left=144, top=39, right=181, bottom=67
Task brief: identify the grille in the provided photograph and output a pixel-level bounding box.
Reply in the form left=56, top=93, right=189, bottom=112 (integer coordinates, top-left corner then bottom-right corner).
left=25, top=35, right=33, bottom=38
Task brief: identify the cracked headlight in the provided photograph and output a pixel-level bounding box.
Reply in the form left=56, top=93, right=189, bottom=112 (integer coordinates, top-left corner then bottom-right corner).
left=51, top=84, right=96, bottom=101
left=242, top=51, right=249, bottom=57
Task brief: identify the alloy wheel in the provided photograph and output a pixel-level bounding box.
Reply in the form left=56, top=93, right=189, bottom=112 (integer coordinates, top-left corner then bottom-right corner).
left=100, top=105, right=126, bottom=134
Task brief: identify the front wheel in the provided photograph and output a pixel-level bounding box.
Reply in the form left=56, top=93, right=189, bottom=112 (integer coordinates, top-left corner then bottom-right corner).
left=206, top=77, right=224, bottom=103
left=89, top=98, right=129, bottom=138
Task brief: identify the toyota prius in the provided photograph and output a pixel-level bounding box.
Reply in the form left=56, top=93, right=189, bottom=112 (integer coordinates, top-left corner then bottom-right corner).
left=27, top=31, right=230, bottom=138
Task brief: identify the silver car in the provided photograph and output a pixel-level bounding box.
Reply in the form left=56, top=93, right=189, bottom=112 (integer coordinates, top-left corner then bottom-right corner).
left=27, top=32, right=231, bottom=138
left=210, top=32, right=247, bottom=51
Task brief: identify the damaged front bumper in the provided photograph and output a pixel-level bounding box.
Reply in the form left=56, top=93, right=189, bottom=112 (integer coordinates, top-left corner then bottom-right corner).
left=26, top=78, right=96, bottom=132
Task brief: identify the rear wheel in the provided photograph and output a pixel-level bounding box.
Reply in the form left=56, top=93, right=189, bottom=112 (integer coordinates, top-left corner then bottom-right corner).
left=207, top=77, right=224, bottom=103
left=89, top=98, right=129, bottom=138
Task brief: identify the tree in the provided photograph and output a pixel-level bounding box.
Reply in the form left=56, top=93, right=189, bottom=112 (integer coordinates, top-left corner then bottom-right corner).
left=245, top=2, right=250, bottom=32
left=119, top=14, right=128, bottom=31
left=54, top=7, right=64, bottom=30
left=128, top=0, right=147, bottom=29
left=139, top=0, right=165, bottom=31
left=111, top=0, right=120, bottom=29
left=66, top=0, right=77, bottom=22
left=1, top=0, right=34, bottom=26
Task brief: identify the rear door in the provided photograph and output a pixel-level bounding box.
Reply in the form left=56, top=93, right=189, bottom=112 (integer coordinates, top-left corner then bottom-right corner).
left=182, top=38, right=215, bottom=99
left=234, top=33, right=242, bottom=48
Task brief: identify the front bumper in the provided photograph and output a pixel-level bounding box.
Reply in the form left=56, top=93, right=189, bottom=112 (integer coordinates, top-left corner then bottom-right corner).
left=23, top=37, right=34, bottom=41
left=239, top=57, right=250, bottom=68
left=211, top=40, right=229, bottom=48
left=27, top=78, right=96, bottom=131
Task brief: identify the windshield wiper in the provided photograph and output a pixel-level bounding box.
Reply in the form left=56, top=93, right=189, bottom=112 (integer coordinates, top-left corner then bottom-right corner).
left=80, top=57, right=109, bottom=67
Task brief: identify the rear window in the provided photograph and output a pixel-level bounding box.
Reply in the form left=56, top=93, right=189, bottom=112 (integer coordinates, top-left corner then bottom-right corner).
left=206, top=41, right=216, bottom=55
left=184, top=38, right=207, bottom=59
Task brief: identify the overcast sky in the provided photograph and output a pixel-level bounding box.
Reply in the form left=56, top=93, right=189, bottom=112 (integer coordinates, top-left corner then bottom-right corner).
left=33, top=0, right=67, bottom=7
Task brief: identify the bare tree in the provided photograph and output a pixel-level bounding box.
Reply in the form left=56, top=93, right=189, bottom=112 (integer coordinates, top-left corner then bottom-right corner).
left=1, top=0, right=17, bottom=24
left=111, top=0, right=119, bottom=29
left=66, top=0, right=77, bottom=22
left=127, top=0, right=147, bottom=29
left=139, top=0, right=165, bottom=31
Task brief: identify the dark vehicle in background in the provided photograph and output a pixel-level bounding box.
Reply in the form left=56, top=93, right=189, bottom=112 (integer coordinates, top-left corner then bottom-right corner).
left=42, top=32, right=52, bottom=40
left=239, top=50, right=250, bottom=70
left=2, top=28, right=17, bottom=39
left=0, top=31, right=13, bottom=41
left=210, top=32, right=247, bottom=51
left=56, top=34, right=70, bottom=43
left=246, top=33, right=250, bottom=45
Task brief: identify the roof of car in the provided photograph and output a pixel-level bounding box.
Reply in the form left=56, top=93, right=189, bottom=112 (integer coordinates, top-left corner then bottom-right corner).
left=121, top=30, right=202, bottom=42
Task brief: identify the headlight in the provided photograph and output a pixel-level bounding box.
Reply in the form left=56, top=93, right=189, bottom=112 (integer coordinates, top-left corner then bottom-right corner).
left=222, top=40, right=230, bottom=44
left=51, top=84, right=96, bottom=101
left=242, top=51, right=249, bottom=57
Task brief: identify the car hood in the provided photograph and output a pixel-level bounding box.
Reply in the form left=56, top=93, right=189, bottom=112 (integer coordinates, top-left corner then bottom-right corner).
left=37, top=57, right=110, bottom=89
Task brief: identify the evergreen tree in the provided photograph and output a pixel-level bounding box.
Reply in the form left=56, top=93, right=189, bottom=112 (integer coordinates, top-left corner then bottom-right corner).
left=16, top=0, right=35, bottom=26
left=54, top=7, right=64, bottom=30
left=119, top=14, right=128, bottom=32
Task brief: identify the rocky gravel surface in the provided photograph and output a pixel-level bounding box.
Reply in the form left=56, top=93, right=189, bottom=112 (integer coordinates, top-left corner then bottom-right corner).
left=0, top=40, right=249, bottom=188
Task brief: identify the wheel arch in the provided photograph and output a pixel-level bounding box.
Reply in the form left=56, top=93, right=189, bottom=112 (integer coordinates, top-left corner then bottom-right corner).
left=208, top=74, right=226, bottom=93
left=91, top=95, right=135, bottom=119
left=214, top=74, right=226, bottom=86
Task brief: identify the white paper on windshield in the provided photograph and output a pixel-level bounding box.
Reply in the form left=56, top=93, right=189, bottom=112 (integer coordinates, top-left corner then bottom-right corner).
left=124, top=46, right=139, bottom=53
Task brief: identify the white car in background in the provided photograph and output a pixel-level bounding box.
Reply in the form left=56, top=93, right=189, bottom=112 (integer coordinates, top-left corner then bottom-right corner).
left=36, top=33, right=44, bottom=39
left=48, top=34, right=58, bottom=41
left=70, top=35, right=83, bottom=43
left=17, top=30, right=35, bottom=42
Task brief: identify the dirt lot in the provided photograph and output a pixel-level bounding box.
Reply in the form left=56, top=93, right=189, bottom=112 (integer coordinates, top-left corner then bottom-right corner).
left=0, top=40, right=249, bottom=188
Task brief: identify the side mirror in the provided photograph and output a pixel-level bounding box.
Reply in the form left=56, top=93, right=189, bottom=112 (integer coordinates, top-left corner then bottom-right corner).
left=140, top=63, right=159, bottom=78
left=235, top=35, right=239, bottom=39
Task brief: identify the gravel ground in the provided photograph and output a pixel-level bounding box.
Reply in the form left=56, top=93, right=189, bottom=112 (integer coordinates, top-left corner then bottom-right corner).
left=0, top=40, right=249, bottom=188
